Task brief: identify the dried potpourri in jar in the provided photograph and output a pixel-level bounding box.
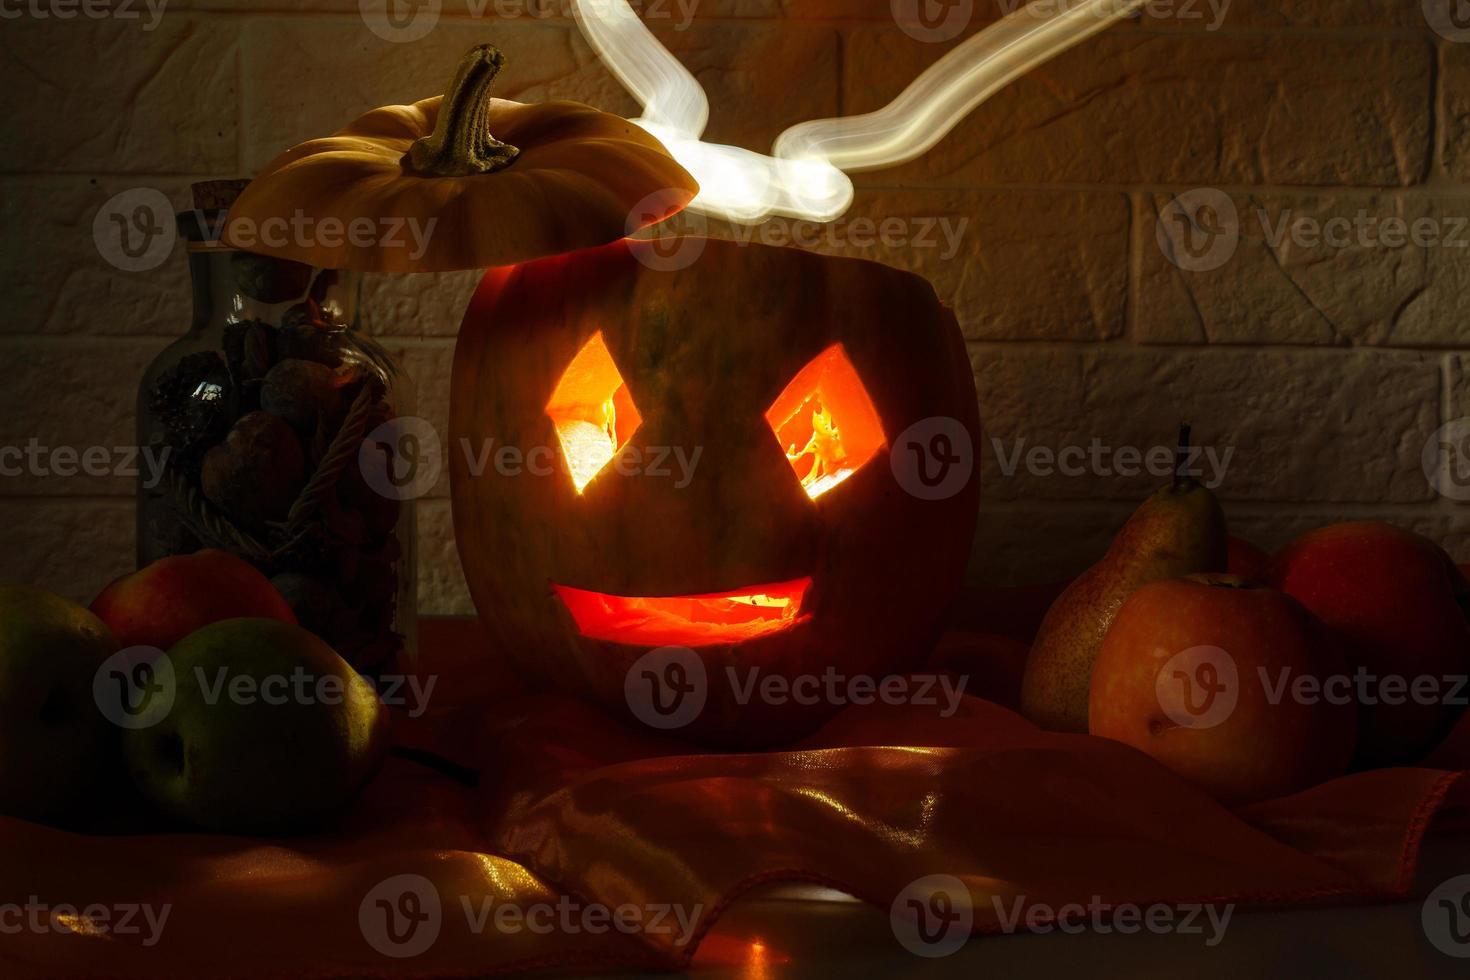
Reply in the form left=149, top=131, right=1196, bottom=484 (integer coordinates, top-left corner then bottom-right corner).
left=137, top=180, right=417, bottom=678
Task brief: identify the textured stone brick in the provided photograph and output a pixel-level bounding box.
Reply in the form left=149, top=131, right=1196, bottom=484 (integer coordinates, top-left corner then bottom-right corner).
left=669, top=187, right=1129, bottom=340
left=1447, top=43, right=1470, bottom=182
left=177, top=0, right=771, bottom=22
left=1124, top=0, right=1428, bottom=30
left=382, top=340, right=457, bottom=498
left=163, top=0, right=1443, bottom=29
left=1453, top=354, right=1470, bottom=420
left=971, top=501, right=1128, bottom=585
left=361, top=270, right=483, bottom=338
left=0, top=340, right=166, bottom=497
left=1442, top=353, right=1470, bottom=508
left=418, top=497, right=475, bottom=615
left=1136, top=191, right=1470, bottom=347
left=972, top=345, right=1442, bottom=503
left=177, top=0, right=754, bottom=12
left=843, top=30, right=1433, bottom=188
left=242, top=18, right=838, bottom=172
left=0, top=180, right=194, bottom=337
left=780, top=0, right=1426, bottom=28
left=0, top=498, right=135, bottom=604
left=0, top=17, right=237, bottom=174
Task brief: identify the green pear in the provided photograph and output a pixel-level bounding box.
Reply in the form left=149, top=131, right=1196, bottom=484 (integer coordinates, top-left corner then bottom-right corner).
left=1020, top=436, right=1227, bottom=733
left=0, top=585, right=120, bottom=826
left=124, top=618, right=389, bottom=835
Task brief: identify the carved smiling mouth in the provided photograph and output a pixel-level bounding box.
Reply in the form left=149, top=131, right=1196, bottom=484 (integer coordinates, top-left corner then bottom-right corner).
left=552, top=577, right=812, bottom=647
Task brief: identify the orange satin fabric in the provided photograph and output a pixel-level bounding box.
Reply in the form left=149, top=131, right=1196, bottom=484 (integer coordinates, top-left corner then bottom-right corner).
left=0, top=615, right=1466, bottom=978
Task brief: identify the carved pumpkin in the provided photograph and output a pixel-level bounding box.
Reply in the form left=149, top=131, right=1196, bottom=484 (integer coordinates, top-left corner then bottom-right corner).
left=450, top=238, right=980, bottom=745
left=224, top=45, right=697, bottom=272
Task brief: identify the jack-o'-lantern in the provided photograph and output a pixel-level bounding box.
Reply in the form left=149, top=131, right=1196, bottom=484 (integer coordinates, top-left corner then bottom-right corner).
left=450, top=238, right=980, bottom=745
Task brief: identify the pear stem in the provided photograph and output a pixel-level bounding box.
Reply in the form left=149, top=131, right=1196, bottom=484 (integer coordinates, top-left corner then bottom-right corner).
left=404, top=44, right=520, bottom=177
left=1174, top=422, right=1193, bottom=490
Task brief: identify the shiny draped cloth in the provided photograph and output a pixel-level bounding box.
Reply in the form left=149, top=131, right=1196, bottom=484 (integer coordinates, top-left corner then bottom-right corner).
left=1, top=614, right=1466, bottom=978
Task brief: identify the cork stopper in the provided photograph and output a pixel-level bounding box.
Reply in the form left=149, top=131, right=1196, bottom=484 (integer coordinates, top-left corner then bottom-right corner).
left=191, top=179, right=251, bottom=212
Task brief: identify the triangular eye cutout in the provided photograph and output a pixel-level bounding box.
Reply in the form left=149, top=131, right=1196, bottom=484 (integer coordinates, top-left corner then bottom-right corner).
left=546, top=332, right=643, bottom=493
left=765, top=343, right=885, bottom=499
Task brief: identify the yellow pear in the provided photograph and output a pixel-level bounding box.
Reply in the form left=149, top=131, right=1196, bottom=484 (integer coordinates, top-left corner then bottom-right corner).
left=1020, top=429, right=1227, bottom=732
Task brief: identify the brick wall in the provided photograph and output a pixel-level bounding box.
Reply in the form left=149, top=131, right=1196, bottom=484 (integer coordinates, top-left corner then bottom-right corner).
left=1, top=1, right=1467, bottom=615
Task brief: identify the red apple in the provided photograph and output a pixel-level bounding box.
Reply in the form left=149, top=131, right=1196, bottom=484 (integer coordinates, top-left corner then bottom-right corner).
left=1090, top=575, right=1357, bottom=805
left=1264, top=522, right=1470, bottom=767
left=91, top=550, right=295, bottom=652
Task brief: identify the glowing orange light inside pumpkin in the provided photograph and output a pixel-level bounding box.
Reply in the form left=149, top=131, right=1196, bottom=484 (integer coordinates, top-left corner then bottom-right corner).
left=553, top=577, right=812, bottom=646
left=765, top=344, right=885, bottom=498
left=546, top=332, right=642, bottom=493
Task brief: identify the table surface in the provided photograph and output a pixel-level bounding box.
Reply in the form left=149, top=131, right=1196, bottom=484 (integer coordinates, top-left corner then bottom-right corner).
left=606, top=836, right=1470, bottom=980
left=411, top=619, right=1470, bottom=979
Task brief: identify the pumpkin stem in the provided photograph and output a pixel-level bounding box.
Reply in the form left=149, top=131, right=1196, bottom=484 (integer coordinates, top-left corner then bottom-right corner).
left=404, top=44, right=520, bottom=177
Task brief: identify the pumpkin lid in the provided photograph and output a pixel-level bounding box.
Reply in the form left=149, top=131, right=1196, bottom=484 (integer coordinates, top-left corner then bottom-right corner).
left=222, top=44, right=698, bottom=274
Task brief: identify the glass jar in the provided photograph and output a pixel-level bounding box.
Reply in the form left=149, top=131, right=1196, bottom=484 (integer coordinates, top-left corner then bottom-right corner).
left=137, top=181, right=416, bottom=678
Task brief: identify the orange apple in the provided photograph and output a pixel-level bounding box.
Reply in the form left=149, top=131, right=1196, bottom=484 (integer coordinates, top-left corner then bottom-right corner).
left=91, top=550, right=295, bottom=652
left=1264, top=522, right=1470, bottom=767
left=1090, top=575, right=1357, bottom=805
